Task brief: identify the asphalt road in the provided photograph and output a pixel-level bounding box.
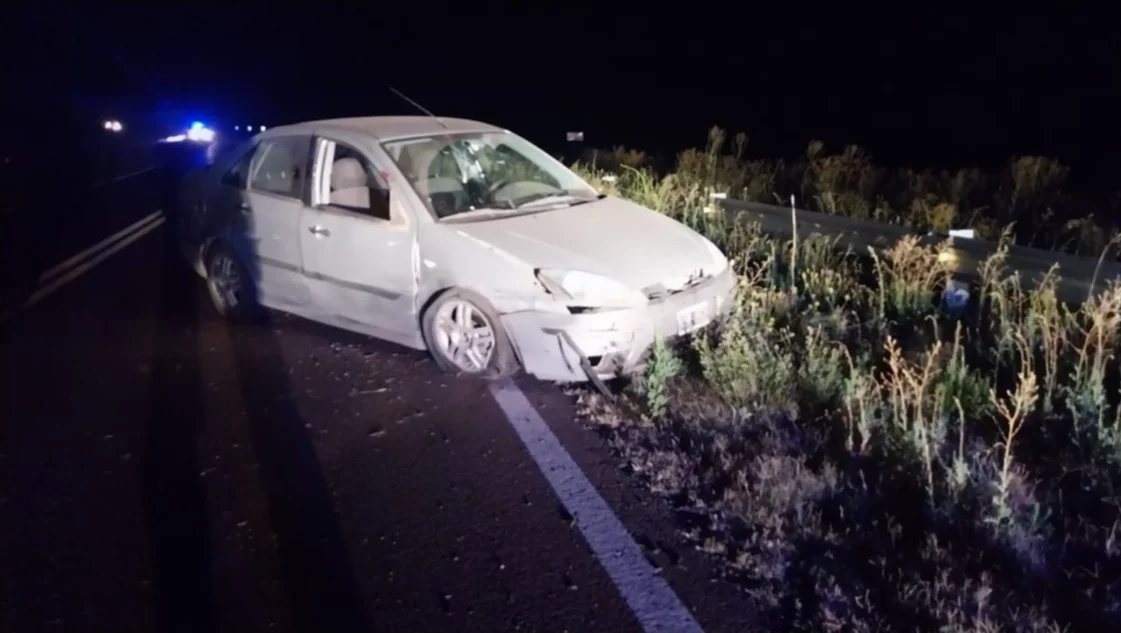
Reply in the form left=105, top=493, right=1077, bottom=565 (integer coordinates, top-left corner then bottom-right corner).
left=0, top=146, right=757, bottom=632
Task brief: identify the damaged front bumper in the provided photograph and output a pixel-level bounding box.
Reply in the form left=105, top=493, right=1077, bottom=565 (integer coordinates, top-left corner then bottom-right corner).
left=501, top=268, right=736, bottom=383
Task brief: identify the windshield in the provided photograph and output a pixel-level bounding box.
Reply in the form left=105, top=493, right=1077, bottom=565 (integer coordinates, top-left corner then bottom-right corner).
left=382, top=131, right=600, bottom=220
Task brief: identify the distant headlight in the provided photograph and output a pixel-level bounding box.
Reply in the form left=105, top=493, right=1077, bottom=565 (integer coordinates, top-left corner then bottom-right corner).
left=535, top=268, right=647, bottom=308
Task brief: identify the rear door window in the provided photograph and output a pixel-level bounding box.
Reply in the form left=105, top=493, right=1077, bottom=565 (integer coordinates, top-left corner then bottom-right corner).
left=221, top=148, right=254, bottom=189
left=248, top=136, right=312, bottom=199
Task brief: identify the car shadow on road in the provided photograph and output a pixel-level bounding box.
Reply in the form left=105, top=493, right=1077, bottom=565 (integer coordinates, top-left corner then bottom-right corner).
left=142, top=213, right=217, bottom=633
left=229, top=324, right=372, bottom=627
left=145, top=187, right=371, bottom=631
left=219, top=214, right=372, bottom=631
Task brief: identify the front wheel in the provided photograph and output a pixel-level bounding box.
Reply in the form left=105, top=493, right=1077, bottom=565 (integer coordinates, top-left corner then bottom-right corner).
left=204, top=243, right=253, bottom=319
left=421, top=289, right=519, bottom=380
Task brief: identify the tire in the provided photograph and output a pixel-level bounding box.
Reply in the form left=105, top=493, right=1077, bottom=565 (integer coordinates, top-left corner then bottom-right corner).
left=421, top=288, right=519, bottom=380
left=204, top=242, right=254, bottom=320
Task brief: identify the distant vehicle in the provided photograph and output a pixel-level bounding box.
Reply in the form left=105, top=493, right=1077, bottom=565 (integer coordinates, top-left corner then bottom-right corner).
left=176, top=116, right=733, bottom=383
left=163, top=122, right=216, bottom=144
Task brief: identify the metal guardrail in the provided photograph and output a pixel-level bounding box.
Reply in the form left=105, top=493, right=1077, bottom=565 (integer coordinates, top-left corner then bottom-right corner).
left=718, top=198, right=1121, bottom=304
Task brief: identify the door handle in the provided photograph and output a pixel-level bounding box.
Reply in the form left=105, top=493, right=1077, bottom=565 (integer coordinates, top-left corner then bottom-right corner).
left=308, top=225, right=330, bottom=237
left=238, top=201, right=251, bottom=213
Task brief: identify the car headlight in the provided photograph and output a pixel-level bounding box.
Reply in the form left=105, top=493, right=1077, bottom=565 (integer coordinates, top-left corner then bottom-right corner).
left=535, top=268, right=647, bottom=308
left=937, top=249, right=958, bottom=266
left=702, top=237, right=729, bottom=274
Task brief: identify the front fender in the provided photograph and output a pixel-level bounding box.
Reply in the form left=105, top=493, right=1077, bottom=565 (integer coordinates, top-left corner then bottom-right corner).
left=415, top=223, right=550, bottom=315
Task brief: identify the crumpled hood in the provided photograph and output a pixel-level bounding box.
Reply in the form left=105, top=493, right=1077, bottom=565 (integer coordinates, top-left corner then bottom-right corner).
left=450, top=196, right=723, bottom=290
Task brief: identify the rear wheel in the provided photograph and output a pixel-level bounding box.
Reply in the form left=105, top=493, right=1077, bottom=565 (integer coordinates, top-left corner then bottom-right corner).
left=422, top=289, right=518, bottom=379
left=205, top=243, right=252, bottom=319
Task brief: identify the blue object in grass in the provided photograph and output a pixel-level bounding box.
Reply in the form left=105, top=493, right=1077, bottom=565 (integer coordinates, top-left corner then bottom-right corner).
left=943, top=279, right=970, bottom=316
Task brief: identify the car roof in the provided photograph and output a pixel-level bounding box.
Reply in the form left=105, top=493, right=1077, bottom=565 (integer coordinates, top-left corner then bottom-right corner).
left=257, top=116, right=504, bottom=142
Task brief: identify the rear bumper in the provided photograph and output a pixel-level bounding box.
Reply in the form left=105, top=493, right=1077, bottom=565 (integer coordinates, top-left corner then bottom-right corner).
left=501, top=268, right=736, bottom=382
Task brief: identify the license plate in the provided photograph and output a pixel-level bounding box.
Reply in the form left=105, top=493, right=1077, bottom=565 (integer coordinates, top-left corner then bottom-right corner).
left=676, top=302, right=711, bottom=335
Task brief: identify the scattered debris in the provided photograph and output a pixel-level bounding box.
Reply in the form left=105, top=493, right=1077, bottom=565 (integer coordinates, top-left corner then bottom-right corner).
left=634, top=533, right=658, bottom=553
left=562, top=572, right=577, bottom=590
left=557, top=504, right=575, bottom=527
left=658, top=542, right=682, bottom=567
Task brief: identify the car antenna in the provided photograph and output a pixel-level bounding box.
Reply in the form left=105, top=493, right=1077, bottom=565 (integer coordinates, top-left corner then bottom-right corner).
left=388, top=86, right=449, bottom=130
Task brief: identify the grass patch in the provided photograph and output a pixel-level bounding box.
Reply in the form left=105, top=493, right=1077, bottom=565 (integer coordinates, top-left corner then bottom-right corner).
left=571, top=132, right=1121, bottom=631
left=571, top=128, right=1121, bottom=254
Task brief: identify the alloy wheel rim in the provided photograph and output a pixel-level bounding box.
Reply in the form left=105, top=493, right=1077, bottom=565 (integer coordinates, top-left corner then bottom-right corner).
left=208, top=253, right=241, bottom=311
left=433, top=300, right=495, bottom=373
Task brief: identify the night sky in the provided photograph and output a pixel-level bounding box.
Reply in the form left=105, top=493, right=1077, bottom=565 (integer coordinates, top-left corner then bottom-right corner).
left=5, top=4, right=1120, bottom=188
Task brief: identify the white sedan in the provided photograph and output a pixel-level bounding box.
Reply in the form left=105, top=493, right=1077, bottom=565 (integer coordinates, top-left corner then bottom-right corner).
left=177, top=116, right=734, bottom=383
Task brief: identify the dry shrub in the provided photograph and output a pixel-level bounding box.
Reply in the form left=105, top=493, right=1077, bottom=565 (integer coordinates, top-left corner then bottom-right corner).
left=882, top=336, right=948, bottom=498
left=566, top=127, right=1121, bottom=631
left=1065, top=282, right=1121, bottom=449
left=870, top=235, right=954, bottom=322
left=989, top=337, right=1040, bottom=525
left=695, top=312, right=798, bottom=416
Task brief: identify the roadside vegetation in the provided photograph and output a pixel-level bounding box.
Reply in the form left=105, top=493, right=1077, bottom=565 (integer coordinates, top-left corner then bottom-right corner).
left=569, top=130, right=1121, bottom=631
left=573, top=128, right=1121, bottom=256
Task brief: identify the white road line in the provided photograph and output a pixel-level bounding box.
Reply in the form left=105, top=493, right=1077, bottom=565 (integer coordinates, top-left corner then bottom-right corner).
left=90, top=166, right=160, bottom=189
left=1, top=165, right=160, bottom=219
left=0, top=215, right=166, bottom=324
left=36, top=210, right=165, bottom=285
left=489, top=379, right=706, bottom=633
left=0, top=211, right=164, bottom=311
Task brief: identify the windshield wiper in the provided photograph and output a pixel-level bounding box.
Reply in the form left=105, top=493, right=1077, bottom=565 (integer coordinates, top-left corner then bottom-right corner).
left=509, top=191, right=568, bottom=208
left=440, top=193, right=605, bottom=222
left=511, top=191, right=601, bottom=209
left=439, top=204, right=520, bottom=222
left=569, top=193, right=607, bottom=206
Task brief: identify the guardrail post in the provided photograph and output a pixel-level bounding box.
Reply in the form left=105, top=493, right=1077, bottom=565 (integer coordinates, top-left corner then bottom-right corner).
left=790, top=194, right=798, bottom=294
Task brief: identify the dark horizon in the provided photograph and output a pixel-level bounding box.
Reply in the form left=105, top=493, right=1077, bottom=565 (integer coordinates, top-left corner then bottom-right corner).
left=5, top=4, right=1120, bottom=188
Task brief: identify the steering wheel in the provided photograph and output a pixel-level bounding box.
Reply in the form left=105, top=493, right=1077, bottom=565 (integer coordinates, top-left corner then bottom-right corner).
left=486, top=178, right=513, bottom=198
